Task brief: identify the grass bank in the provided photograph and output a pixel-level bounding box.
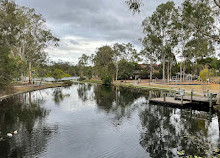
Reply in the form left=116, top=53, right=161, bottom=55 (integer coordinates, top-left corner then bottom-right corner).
left=77, top=79, right=220, bottom=98
left=75, top=79, right=103, bottom=84
left=0, top=82, right=67, bottom=101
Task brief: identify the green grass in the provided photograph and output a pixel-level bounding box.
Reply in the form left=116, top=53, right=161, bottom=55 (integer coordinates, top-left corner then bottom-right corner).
left=78, top=80, right=103, bottom=84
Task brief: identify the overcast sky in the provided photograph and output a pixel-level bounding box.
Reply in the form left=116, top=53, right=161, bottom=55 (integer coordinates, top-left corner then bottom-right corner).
left=16, top=0, right=182, bottom=64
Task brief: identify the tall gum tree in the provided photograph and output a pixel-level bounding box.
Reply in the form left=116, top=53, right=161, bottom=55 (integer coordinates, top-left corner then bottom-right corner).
left=141, top=18, right=162, bottom=82
left=142, top=1, right=177, bottom=83
left=113, top=43, right=139, bottom=81
left=177, top=0, right=216, bottom=79
left=1, top=1, right=59, bottom=83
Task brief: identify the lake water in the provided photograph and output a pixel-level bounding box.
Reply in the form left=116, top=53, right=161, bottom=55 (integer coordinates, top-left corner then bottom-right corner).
left=0, top=83, right=220, bottom=158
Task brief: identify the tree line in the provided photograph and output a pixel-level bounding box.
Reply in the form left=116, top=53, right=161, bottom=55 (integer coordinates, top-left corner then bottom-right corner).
left=1, top=0, right=220, bottom=91
left=0, top=0, right=58, bottom=91
left=77, top=0, right=220, bottom=84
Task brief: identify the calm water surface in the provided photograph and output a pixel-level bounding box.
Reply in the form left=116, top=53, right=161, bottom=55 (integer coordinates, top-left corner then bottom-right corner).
left=0, top=83, right=220, bottom=158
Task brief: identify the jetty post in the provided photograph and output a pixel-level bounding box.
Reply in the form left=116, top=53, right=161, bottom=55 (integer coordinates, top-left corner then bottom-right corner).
left=174, top=90, right=176, bottom=99
left=149, top=91, right=152, bottom=100
left=207, top=90, right=209, bottom=98
left=181, top=95, right=183, bottom=105
left=169, top=88, right=171, bottom=96
left=209, top=93, right=213, bottom=108
left=190, top=89, right=194, bottom=103
left=180, top=90, right=184, bottom=105
left=160, top=90, right=163, bottom=98
left=163, top=93, right=166, bottom=102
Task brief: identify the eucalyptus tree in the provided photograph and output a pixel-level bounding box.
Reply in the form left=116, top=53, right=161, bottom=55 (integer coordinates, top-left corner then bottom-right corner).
left=165, top=46, right=176, bottom=82
left=2, top=1, right=59, bottom=83
left=113, top=43, right=126, bottom=81
left=113, top=43, right=140, bottom=81
left=19, top=7, right=59, bottom=83
left=93, top=45, right=116, bottom=84
left=0, top=0, right=23, bottom=90
left=142, top=1, right=178, bottom=83
left=124, top=43, right=141, bottom=63
left=77, top=54, right=90, bottom=77
left=177, top=0, right=216, bottom=80
left=141, top=19, right=162, bottom=82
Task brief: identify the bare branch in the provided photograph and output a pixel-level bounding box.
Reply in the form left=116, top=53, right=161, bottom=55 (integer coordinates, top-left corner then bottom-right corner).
left=214, top=0, right=220, bottom=8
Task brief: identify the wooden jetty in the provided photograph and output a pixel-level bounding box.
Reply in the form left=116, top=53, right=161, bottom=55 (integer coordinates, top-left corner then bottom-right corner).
left=175, top=95, right=217, bottom=104
left=148, top=89, right=218, bottom=108
left=150, top=97, right=191, bottom=106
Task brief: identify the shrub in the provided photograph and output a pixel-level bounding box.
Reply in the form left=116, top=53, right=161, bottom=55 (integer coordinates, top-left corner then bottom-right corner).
left=51, top=68, right=70, bottom=81
left=63, top=80, right=73, bottom=86
left=101, top=75, right=112, bottom=85
left=78, top=76, right=86, bottom=81
left=199, top=67, right=213, bottom=82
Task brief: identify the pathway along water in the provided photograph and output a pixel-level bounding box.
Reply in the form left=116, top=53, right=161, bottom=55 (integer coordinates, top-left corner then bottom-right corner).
left=0, top=83, right=220, bottom=158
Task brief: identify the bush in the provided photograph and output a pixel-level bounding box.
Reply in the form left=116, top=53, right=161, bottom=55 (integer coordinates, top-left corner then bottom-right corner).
left=63, top=80, right=73, bottom=86
left=78, top=76, right=86, bottom=81
left=51, top=68, right=70, bottom=81
left=102, top=76, right=112, bottom=85
left=199, top=67, right=213, bottom=82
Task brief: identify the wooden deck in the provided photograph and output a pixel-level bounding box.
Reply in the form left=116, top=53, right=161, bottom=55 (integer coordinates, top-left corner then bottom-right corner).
left=175, top=95, right=217, bottom=103
left=150, top=97, right=191, bottom=106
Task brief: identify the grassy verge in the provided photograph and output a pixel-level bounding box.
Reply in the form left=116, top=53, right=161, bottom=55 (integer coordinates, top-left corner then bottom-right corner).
left=76, top=79, right=103, bottom=84
left=0, top=82, right=66, bottom=101
left=73, top=79, right=219, bottom=98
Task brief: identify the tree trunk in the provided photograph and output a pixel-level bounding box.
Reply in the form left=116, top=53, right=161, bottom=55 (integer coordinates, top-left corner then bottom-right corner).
left=167, top=60, right=170, bottom=83
left=217, top=90, right=220, bottom=105
left=21, top=73, right=25, bottom=82
left=214, top=0, right=220, bottom=8
left=150, top=60, right=153, bottom=83
left=162, top=54, right=166, bottom=83
left=183, top=67, right=186, bottom=82
left=116, top=63, right=118, bottom=81
left=39, top=78, right=43, bottom=87
left=29, top=61, right=32, bottom=84
left=170, top=62, right=172, bottom=82
left=180, top=63, right=182, bottom=84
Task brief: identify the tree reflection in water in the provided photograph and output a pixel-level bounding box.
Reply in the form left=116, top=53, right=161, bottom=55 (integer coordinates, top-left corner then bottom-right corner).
left=139, top=105, right=218, bottom=157
left=0, top=91, right=58, bottom=158
left=77, top=83, right=93, bottom=102
left=52, top=87, right=70, bottom=105
left=78, top=83, right=146, bottom=126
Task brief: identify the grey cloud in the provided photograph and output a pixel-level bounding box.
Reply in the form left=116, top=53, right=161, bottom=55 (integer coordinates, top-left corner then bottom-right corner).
left=16, top=0, right=182, bottom=62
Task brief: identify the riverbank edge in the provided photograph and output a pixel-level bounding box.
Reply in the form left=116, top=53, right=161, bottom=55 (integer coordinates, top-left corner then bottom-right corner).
left=0, top=83, right=67, bottom=101
left=74, top=80, right=199, bottom=96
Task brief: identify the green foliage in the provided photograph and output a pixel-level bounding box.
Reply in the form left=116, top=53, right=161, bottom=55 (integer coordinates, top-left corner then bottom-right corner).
left=94, top=46, right=115, bottom=84
left=51, top=69, right=70, bottom=81
left=199, top=67, right=213, bottom=82
left=49, top=60, right=79, bottom=76
left=101, top=75, right=113, bottom=85
left=197, top=57, right=220, bottom=70
left=180, top=0, right=215, bottom=60
left=0, top=0, right=58, bottom=90
left=63, top=80, right=73, bottom=86
left=78, top=76, right=86, bottom=81
left=0, top=45, right=17, bottom=91
left=35, top=65, right=47, bottom=78
left=86, top=67, right=93, bottom=80
left=142, top=1, right=178, bottom=82
left=118, top=60, right=135, bottom=80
